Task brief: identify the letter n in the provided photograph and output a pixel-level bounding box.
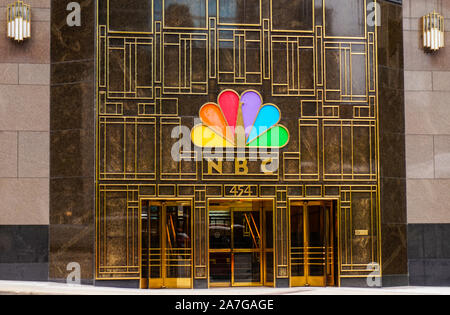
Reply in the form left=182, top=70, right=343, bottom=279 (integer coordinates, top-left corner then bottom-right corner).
left=208, top=159, right=223, bottom=175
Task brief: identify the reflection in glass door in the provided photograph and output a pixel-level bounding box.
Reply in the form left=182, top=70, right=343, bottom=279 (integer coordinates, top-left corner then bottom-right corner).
left=209, top=208, right=232, bottom=286
left=141, top=200, right=192, bottom=289
left=264, top=208, right=274, bottom=286
left=232, top=209, right=261, bottom=286
left=208, top=200, right=273, bottom=287
left=290, top=201, right=336, bottom=287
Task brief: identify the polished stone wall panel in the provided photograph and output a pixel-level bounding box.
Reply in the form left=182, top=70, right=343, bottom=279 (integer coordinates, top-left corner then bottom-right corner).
left=49, top=224, right=94, bottom=283
left=108, top=0, right=153, bottom=32
left=378, top=0, right=407, bottom=285
left=0, top=226, right=48, bottom=263
left=409, top=224, right=450, bottom=286
left=50, top=129, right=95, bottom=178
left=381, top=224, right=408, bottom=275
left=50, top=178, right=95, bottom=226
left=0, top=225, right=48, bottom=281
left=350, top=192, right=375, bottom=265
left=51, top=0, right=94, bottom=63
left=51, top=60, right=94, bottom=86
left=50, top=0, right=96, bottom=284
left=270, top=0, right=313, bottom=31
left=324, top=0, right=365, bottom=37
left=380, top=177, right=407, bottom=225
left=50, top=82, right=95, bottom=131
left=380, top=132, right=406, bottom=179
left=218, top=0, right=261, bottom=25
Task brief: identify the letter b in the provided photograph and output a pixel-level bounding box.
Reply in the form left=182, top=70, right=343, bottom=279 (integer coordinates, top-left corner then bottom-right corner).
left=235, top=159, right=248, bottom=175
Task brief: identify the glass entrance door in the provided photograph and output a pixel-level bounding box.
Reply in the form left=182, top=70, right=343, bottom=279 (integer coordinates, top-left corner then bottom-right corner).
left=141, top=200, right=192, bottom=289
left=290, top=201, right=336, bottom=287
left=209, top=200, right=273, bottom=287
left=263, top=208, right=274, bottom=286
left=232, top=208, right=262, bottom=286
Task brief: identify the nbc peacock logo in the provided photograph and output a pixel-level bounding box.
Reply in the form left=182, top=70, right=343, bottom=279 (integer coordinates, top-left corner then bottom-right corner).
left=191, top=90, right=290, bottom=149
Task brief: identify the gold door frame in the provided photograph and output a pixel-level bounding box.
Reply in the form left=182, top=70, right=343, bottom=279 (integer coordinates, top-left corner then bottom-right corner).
left=263, top=206, right=275, bottom=287
left=288, top=198, right=338, bottom=287
left=139, top=198, right=194, bottom=289
left=207, top=198, right=276, bottom=288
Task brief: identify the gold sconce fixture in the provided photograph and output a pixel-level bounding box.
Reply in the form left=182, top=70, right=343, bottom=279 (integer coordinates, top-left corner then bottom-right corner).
left=422, top=11, right=445, bottom=52
left=6, top=1, right=31, bottom=42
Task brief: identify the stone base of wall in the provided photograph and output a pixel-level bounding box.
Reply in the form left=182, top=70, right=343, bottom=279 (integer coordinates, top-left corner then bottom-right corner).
left=408, top=224, right=450, bottom=286
left=0, top=225, right=48, bottom=281
left=94, top=280, right=140, bottom=289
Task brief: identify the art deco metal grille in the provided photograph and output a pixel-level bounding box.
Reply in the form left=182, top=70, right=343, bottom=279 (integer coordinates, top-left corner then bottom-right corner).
left=96, top=0, right=381, bottom=284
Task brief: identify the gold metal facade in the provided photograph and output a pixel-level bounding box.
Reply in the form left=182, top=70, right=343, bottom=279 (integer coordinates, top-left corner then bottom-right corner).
left=96, top=0, right=381, bottom=286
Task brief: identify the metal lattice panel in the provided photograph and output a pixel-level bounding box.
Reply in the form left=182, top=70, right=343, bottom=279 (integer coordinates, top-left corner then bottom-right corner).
left=96, top=0, right=382, bottom=284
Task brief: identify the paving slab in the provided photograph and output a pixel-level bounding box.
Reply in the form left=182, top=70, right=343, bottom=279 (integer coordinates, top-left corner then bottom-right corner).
left=1, top=281, right=450, bottom=295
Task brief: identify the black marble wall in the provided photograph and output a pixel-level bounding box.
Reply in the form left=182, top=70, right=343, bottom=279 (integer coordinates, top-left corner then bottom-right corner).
left=377, top=0, right=408, bottom=287
left=50, top=0, right=96, bottom=284
left=409, top=224, right=450, bottom=286
left=0, top=226, right=48, bottom=281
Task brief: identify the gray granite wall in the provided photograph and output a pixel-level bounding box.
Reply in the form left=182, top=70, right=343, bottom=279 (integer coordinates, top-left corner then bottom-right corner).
left=403, top=0, right=450, bottom=286
left=0, top=0, right=50, bottom=281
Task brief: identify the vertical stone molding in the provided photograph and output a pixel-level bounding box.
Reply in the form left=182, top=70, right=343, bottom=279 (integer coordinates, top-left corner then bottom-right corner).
left=49, top=0, right=95, bottom=284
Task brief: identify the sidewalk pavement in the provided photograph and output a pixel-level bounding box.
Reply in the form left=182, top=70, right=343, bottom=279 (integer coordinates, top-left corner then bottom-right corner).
left=1, top=281, right=450, bottom=295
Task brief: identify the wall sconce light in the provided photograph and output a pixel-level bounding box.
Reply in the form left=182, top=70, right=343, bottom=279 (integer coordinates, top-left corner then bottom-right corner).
left=422, top=11, right=445, bottom=52
left=7, top=1, right=31, bottom=42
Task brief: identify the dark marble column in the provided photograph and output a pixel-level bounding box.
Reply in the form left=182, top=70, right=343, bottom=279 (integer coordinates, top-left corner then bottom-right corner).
left=377, top=0, right=408, bottom=287
left=50, top=0, right=96, bottom=284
